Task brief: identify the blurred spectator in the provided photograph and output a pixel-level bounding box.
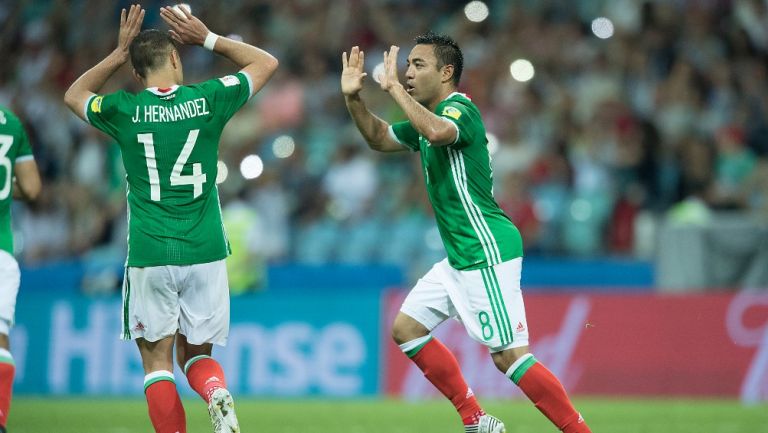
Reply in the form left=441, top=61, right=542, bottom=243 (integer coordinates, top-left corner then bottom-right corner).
left=712, top=125, right=756, bottom=209
left=2, top=0, right=768, bottom=281
left=322, top=143, right=378, bottom=221
left=498, top=171, right=541, bottom=250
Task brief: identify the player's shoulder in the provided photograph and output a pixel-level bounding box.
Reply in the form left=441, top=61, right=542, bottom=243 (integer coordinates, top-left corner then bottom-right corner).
left=189, top=72, right=247, bottom=91
left=0, top=105, right=21, bottom=125
left=0, top=105, right=25, bottom=135
left=94, top=89, right=135, bottom=106
left=444, top=92, right=477, bottom=108
left=438, top=92, right=478, bottom=119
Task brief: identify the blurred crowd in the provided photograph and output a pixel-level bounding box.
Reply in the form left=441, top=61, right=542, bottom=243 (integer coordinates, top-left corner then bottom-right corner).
left=2, top=0, right=768, bottom=278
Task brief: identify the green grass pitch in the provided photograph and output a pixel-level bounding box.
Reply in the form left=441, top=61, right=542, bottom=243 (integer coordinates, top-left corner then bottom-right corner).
left=8, top=398, right=768, bottom=432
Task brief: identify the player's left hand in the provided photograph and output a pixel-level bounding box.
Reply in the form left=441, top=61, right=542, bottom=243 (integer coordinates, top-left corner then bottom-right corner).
left=380, top=45, right=402, bottom=93
left=116, top=4, right=145, bottom=59
left=160, top=5, right=210, bottom=47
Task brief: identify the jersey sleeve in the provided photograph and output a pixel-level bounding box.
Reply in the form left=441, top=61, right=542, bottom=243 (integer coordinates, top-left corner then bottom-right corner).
left=196, top=71, right=253, bottom=122
left=85, top=91, right=127, bottom=138
left=438, top=101, right=476, bottom=149
left=389, top=121, right=420, bottom=152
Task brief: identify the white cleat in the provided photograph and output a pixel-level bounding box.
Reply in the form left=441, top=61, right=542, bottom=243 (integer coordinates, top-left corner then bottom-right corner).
left=472, top=414, right=506, bottom=433
left=208, top=388, right=240, bottom=433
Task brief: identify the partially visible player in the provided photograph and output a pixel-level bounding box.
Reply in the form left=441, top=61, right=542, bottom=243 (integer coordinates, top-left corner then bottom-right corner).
left=0, top=105, right=42, bottom=433
left=64, top=5, right=277, bottom=433
left=341, top=33, right=592, bottom=433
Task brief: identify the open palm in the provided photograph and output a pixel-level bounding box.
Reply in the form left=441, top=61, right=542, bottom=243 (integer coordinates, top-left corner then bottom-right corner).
left=380, top=45, right=400, bottom=92
left=341, top=46, right=368, bottom=96
left=117, top=4, right=145, bottom=54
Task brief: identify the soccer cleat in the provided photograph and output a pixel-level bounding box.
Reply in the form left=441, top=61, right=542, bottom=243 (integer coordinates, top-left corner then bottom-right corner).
left=465, top=414, right=506, bottom=433
left=208, top=388, right=240, bottom=433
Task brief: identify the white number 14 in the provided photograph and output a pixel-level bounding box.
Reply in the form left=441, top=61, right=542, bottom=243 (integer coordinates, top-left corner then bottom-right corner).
left=137, top=129, right=207, bottom=201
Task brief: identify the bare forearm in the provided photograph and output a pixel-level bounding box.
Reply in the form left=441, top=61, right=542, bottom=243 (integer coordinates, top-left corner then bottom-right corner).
left=213, top=36, right=275, bottom=70
left=211, top=36, right=278, bottom=94
left=345, top=94, right=390, bottom=148
left=389, top=85, right=455, bottom=145
left=12, top=161, right=41, bottom=201
left=64, top=50, right=127, bottom=112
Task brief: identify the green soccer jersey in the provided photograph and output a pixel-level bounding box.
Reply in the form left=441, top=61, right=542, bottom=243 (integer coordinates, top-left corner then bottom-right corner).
left=85, top=72, right=253, bottom=267
left=0, top=106, right=34, bottom=255
left=390, top=92, right=523, bottom=270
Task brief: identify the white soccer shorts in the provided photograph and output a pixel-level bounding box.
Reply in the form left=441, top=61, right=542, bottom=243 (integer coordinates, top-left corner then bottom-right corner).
left=121, top=259, right=230, bottom=346
left=0, top=250, right=20, bottom=335
left=400, top=257, right=529, bottom=351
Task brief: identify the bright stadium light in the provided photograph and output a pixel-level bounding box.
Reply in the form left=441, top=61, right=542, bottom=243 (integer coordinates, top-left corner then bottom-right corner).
left=486, top=132, right=500, bottom=155
left=464, top=1, right=489, bottom=23
left=216, top=160, right=228, bottom=184
left=372, top=62, right=385, bottom=84
left=510, top=59, right=535, bottom=82
left=272, top=135, right=295, bottom=159
left=240, top=155, right=263, bottom=180
left=591, top=17, right=614, bottom=39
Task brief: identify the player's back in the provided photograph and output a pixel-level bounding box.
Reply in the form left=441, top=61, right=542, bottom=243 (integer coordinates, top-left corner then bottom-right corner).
left=0, top=106, right=33, bottom=255
left=86, top=72, right=253, bottom=266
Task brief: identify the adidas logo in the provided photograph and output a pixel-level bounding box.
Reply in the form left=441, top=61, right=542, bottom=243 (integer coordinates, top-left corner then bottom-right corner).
left=577, top=413, right=584, bottom=423
left=205, top=376, right=221, bottom=384
left=516, top=322, right=526, bottom=333
left=466, top=387, right=475, bottom=398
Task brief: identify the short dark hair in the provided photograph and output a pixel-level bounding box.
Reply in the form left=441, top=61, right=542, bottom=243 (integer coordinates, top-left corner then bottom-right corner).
left=414, top=31, right=463, bottom=86
left=130, top=29, right=175, bottom=79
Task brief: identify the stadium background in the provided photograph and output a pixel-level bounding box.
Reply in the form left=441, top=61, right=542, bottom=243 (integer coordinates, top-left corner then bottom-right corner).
left=1, top=0, right=768, bottom=431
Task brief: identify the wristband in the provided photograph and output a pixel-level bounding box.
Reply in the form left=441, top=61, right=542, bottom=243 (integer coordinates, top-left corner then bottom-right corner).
left=203, top=32, right=219, bottom=51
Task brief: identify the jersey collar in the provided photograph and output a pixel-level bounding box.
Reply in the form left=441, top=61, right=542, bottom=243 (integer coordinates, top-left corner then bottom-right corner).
left=443, top=91, right=469, bottom=102
left=146, top=85, right=179, bottom=96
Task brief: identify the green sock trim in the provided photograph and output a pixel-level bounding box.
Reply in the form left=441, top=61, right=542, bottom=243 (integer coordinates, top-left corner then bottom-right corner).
left=184, top=354, right=211, bottom=375
left=510, top=355, right=537, bottom=385
left=143, top=376, right=175, bottom=392
left=0, top=356, right=14, bottom=366
left=405, top=336, right=433, bottom=358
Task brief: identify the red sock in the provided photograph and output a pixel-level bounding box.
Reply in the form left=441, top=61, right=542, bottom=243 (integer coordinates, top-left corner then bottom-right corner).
left=144, top=373, right=186, bottom=433
left=406, top=338, right=484, bottom=425
left=0, top=361, right=14, bottom=428
left=510, top=356, right=591, bottom=433
left=185, top=355, right=226, bottom=403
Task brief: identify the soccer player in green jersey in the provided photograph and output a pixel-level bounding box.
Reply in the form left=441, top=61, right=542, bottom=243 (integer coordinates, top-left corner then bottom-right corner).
left=0, top=106, right=41, bottom=433
left=341, top=32, right=592, bottom=433
left=64, top=5, right=277, bottom=433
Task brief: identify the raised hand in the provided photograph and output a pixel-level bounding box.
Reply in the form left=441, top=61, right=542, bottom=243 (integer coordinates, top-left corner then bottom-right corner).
left=341, top=46, right=368, bottom=96
left=159, top=5, right=210, bottom=46
left=117, top=4, right=145, bottom=57
left=380, top=45, right=401, bottom=93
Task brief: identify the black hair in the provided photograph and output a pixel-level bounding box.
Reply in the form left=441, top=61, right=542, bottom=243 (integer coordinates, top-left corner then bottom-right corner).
left=129, top=29, right=176, bottom=79
left=414, top=31, right=463, bottom=86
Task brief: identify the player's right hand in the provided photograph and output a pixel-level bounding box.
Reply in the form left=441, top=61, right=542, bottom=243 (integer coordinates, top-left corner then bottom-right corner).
left=341, top=46, right=368, bottom=96
left=160, top=5, right=210, bottom=47
left=117, top=4, right=145, bottom=56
